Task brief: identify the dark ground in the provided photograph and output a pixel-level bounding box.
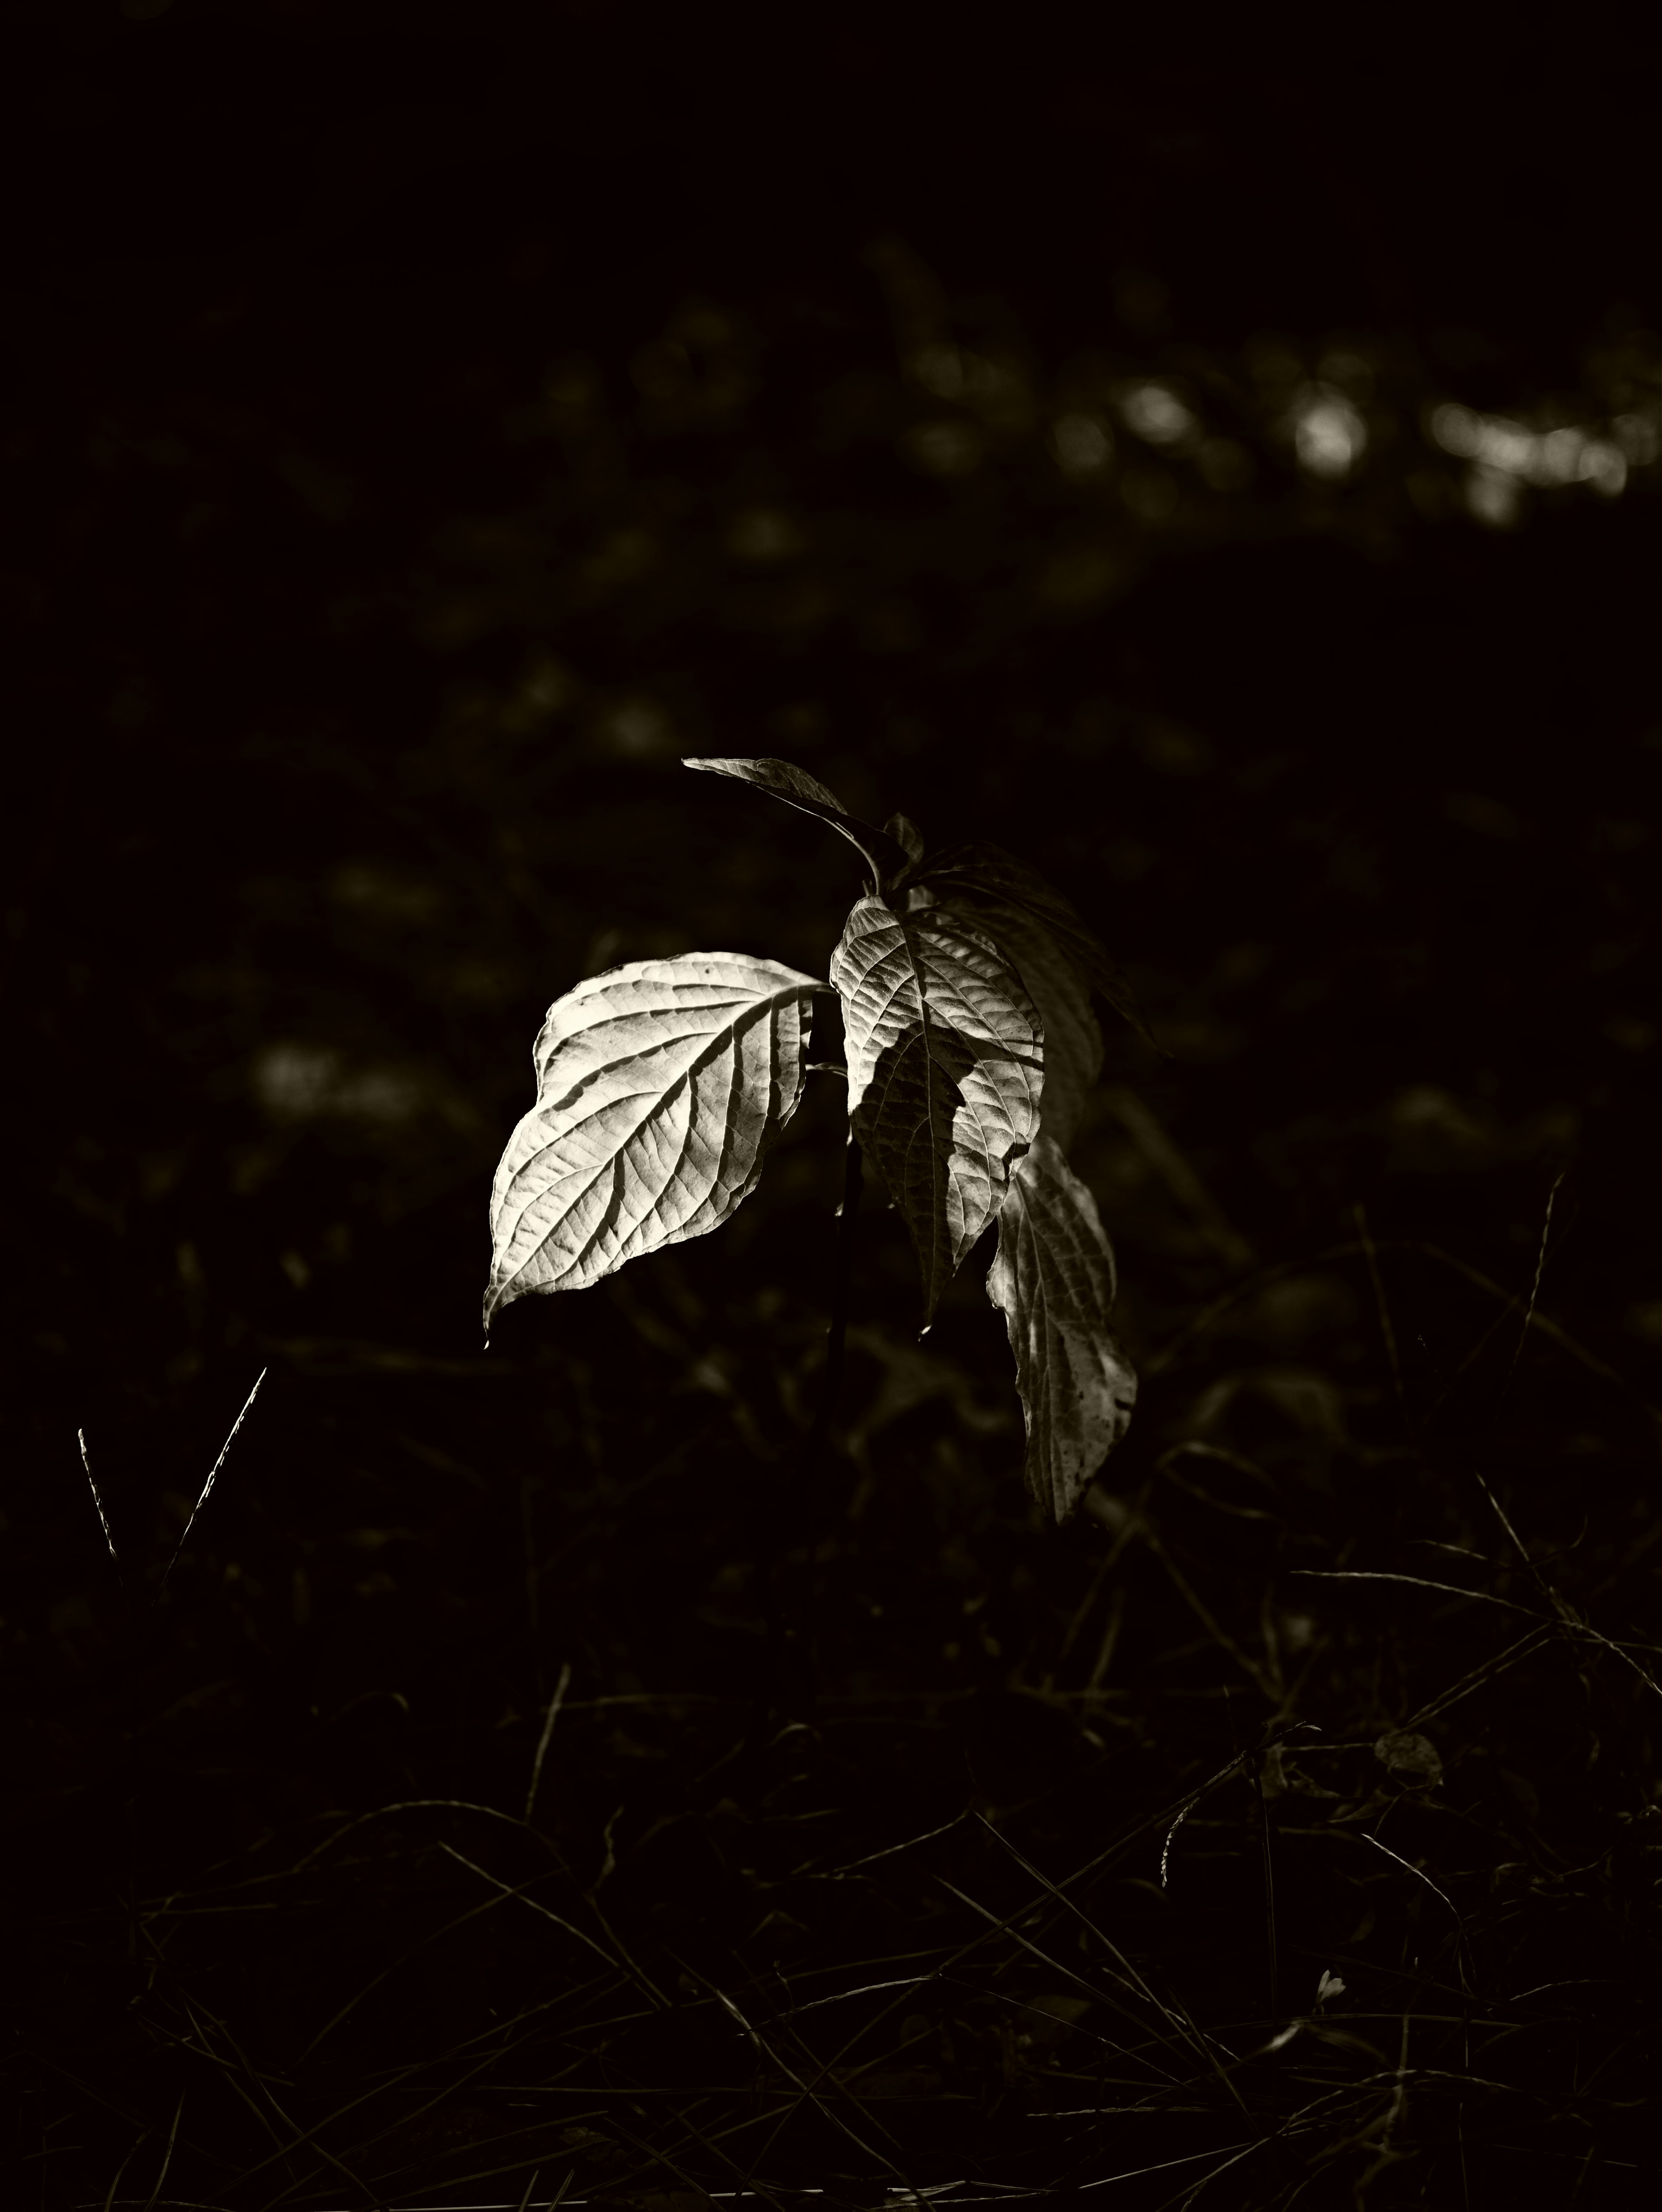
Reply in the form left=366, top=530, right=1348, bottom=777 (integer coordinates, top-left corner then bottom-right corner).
left=3, top=8, right=1662, bottom=2207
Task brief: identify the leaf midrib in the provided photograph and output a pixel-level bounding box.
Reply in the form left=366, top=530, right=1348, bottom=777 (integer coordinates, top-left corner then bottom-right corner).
left=496, top=986, right=808, bottom=1294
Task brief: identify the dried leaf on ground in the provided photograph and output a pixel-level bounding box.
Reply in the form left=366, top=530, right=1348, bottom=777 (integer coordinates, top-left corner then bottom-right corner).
left=831, top=894, right=1043, bottom=1325
left=485, top=950, right=819, bottom=1327
left=986, top=1132, right=1137, bottom=1519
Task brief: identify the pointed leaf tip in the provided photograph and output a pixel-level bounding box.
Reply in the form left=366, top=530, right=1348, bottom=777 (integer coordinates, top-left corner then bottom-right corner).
left=683, top=754, right=851, bottom=816
left=485, top=950, right=820, bottom=1328
left=682, top=756, right=912, bottom=890
left=987, top=1133, right=1136, bottom=1521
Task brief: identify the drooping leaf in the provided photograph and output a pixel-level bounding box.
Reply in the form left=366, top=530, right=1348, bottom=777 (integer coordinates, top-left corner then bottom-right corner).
left=986, top=1132, right=1137, bottom=1521
left=909, top=883, right=1102, bottom=1151
left=915, top=840, right=1157, bottom=1048
left=683, top=756, right=913, bottom=891
left=831, top=895, right=1043, bottom=1325
left=484, top=951, right=820, bottom=1330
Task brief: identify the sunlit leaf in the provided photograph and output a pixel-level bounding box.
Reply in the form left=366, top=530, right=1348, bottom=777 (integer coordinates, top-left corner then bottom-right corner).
left=831, top=895, right=1042, bottom=1325
left=986, top=1133, right=1137, bottom=1521
left=683, top=755, right=912, bottom=891
left=910, top=884, right=1101, bottom=1151
left=484, top=951, right=820, bottom=1330
left=915, top=841, right=1156, bottom=1048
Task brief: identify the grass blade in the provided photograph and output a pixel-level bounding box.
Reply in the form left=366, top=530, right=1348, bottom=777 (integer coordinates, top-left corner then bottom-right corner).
left=156, top=1367, right=267, bottom=1598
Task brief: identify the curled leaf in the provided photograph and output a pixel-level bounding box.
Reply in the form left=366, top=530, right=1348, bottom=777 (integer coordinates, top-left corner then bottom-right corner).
left=915, top=840, right=1156, bottom=1049
left=485, top=951, right=819, bottom=1329
left=683, top=756, right=912, bottom=891
left=986, top=1133, right=1137, bottom=1521
left=832, top=896, right=1042, bottom=1325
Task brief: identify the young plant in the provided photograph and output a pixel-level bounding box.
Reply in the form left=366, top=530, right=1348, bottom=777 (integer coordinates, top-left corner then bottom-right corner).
left=484, top=759, right=1143, bottom=1519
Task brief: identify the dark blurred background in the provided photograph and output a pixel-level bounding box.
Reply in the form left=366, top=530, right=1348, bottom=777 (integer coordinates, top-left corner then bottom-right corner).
left=3, top=7, right=1662, bottom=2192
left=8, top=1, right=1659, bottom=1452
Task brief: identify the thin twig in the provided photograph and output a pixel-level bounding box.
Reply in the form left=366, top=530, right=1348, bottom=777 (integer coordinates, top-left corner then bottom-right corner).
left=525, top=1659, right=573, bottom=1823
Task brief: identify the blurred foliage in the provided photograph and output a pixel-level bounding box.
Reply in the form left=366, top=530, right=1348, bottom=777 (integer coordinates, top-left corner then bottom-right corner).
left=2, top=8, right=1662, bottom=2206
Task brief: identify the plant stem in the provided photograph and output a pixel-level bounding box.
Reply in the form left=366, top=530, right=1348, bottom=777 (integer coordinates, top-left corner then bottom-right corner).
left=793, top=1126, right=865, bottom=1696
left=754, top=1126, right=863, bottom=1743
left=808, top=1127, right=863, bottom=1460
